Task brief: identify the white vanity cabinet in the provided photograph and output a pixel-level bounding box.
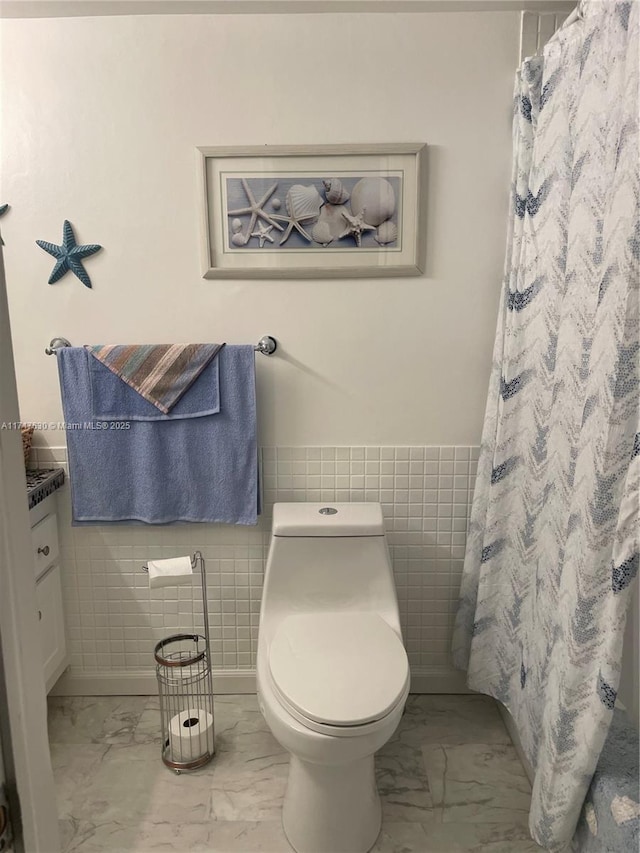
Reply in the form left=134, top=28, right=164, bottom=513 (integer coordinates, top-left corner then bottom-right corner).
left=29, top=494, right=68, bottom=692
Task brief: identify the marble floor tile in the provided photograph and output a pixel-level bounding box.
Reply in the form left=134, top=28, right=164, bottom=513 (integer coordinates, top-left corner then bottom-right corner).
left=205, top=734, right=288, bottom=778
left=131, top=705, right=162, bottom=745
left=371, top=822, right=540, bottom=853
left=206, top=820, right=291, bottom=852
left=208, top=772, right=287, bottom=822
left=213, top=695, right=272, bottom=749
left=182, top=719, right=307, bottom=823
left=51, top=744, right=112, bottom=820
left=371, top=821, right=431, bottom=852
left=205, top=737, right=289, bottom=821
left=56, top=741, right=213, bottom=824
left=393, top=694, right=511, bottom=747
left=60, top=818, right=292, bottom=853
left=48, top=696, right=148, bottom=745
left=55, top=737, right=288, bottom=826
left=418, top=821, right=544, bottom=851
left=60, top=817, right=213, bottom=853
left=376, top=738, right=435, bottom=822
left=58, top=817, right=545, bottom=853
left=422, top=742, right=532, bottom=825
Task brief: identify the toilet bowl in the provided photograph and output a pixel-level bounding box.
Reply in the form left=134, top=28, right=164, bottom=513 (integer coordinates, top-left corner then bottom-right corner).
left=256, top=502, right=410, bottom=853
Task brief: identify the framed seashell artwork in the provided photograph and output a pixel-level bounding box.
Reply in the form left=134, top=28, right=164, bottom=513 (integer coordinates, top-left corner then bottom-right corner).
left=197, top=144, right=427, bottom=279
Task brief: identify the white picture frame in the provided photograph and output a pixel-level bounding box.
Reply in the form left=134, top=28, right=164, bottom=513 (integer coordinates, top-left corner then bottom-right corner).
left=197, top=144, right=428, bottom=279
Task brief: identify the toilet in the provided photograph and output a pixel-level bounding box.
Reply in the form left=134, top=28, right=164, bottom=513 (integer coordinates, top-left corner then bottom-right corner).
left=256, top=502, right=410, bottom=853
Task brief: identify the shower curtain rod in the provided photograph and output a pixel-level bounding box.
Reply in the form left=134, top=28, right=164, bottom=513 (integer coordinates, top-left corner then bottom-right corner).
left=44, top=335, right=278, bottom=356
left=536, top=3, right=583, bottom=59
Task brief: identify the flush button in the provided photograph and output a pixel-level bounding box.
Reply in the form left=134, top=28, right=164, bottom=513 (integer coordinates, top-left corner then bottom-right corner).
left=319, top=507, right=338, bottom=515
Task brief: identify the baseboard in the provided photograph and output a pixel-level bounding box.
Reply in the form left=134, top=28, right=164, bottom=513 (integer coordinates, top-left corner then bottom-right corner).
left=50, top=668, right=256, bottom=696
left=45, top=656, right=71, bottom=695
left=408, top=666, right=473, bottom=693
left=51, top=665, right=470, bottom=697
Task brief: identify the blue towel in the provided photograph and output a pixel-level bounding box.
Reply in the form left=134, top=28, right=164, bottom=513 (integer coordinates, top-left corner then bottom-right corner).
left=57, top=345, right=259, bottom=525
left=88, top=348, right=221, bottom=421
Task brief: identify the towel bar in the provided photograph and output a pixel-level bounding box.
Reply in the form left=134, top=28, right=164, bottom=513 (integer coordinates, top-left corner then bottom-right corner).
left=45, top=335, right=277, bottom=356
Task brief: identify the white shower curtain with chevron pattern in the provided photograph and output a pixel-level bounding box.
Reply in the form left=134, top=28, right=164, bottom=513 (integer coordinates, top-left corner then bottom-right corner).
left=452, top=2, right=639, bottom=851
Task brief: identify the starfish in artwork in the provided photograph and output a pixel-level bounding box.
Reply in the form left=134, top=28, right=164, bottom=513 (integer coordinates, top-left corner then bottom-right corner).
left=227, top=179, right=284, bottom=239
left=251, top=222, right=275, bottom=248
left=270, top=210, right=318, bottom=246
left=338, top=209, right=376, bottom=248
left=36, top=220, right=102, bottom=288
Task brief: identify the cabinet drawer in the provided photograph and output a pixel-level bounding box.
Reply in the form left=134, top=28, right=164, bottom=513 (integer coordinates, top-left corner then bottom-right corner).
left=31, top=513, right=59, bottom=580
left=35, top=564, right=66, bottom=689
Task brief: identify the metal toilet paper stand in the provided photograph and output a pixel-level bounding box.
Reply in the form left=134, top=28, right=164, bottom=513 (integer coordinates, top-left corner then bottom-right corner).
left=145, top=551, right=215, bottom=773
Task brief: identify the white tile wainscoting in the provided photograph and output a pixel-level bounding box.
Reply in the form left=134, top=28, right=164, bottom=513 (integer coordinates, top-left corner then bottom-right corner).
left=30, top=444, right=479, bottom=696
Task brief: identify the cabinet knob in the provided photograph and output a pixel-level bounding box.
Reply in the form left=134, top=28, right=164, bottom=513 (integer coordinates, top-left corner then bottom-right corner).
left=38, top=610, right=42, bottom=621
left=37, top=545, right=50, bottom=557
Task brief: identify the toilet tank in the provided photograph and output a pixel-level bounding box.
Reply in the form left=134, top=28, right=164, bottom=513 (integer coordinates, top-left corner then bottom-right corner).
left=272, top=502, right=386, bottom=538
left=260, top=503, right=402, bottom=638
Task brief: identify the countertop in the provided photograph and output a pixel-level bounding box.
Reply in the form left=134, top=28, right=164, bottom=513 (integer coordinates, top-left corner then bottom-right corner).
left=26, top=467, right=65, bottom=510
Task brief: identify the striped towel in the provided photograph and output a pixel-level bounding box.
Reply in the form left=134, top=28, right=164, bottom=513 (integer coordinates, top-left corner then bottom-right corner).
left=87, top=343, right=225, bottom=414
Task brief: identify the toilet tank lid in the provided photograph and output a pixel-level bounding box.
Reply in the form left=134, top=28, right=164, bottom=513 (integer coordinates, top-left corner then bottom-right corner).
left=272, top=502, right=385, bottom=537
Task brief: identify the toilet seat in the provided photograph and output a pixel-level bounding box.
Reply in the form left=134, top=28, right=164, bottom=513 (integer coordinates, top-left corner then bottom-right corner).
left=268, top=612, right=409, bottom=736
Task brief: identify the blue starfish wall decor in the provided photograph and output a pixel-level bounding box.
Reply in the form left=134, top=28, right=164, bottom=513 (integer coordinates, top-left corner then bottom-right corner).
left=36, top=220, right=102, bottom=288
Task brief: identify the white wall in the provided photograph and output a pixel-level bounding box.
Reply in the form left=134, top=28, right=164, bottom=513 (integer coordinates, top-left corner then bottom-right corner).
left=1, top=11, right=519, bottom=446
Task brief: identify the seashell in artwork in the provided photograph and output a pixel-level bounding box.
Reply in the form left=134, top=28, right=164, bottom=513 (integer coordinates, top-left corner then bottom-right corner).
left=350, top=177, right=396, bottom=226
left=231, top=218, right=243, bottom=234
left=374, top=220, right=398, bottom=245
left=285, top=184, right=323, bottom=222
left=231, top=232, right=248, bottom=246
left=316, top=203, right=350, bottom=240
left=322, top=178, right=350, bottom=205
left=312, top=222, right=333, bottom=247
left=271, top=197, right=282, bottom=210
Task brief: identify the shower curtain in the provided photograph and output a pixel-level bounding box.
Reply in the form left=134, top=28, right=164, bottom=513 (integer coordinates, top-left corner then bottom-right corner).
left=452, top=2, right=639, bottom=851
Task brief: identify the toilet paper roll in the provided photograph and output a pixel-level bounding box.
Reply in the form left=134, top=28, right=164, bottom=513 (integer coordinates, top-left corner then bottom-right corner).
left=168, top=708, right=214, bottom=763
left=148, top=556, right=193, bottom=589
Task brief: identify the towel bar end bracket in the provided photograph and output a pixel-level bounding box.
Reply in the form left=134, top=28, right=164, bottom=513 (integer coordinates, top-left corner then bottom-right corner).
left=255, top=336, right=277, bottom=356
left=45, top=337, right=72, bottom=356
